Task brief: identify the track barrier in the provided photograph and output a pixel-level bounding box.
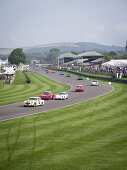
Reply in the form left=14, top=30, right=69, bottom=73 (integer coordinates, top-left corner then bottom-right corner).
left=23, top=71, right=31, bottom=84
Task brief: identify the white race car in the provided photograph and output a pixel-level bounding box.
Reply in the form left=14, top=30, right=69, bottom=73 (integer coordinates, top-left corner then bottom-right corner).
left=91, top=80, right=99, bottom=86
left=55, top=92, right=68, bottom=100
left=24, top=97, right=44, bottom=107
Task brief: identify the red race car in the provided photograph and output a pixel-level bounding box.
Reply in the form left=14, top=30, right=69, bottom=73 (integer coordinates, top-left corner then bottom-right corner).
left=40, top=91, right=55, bottom=100
left=75, top=85, right=84, bottom=92
left=47, top=70, right=51, bottom=73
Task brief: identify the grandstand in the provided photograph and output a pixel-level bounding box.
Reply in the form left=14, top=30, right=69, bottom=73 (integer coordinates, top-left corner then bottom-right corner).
left=60, top=51, right=104, bottom=66
left=75, top=51, right=104, bottom=66
left=58, top=53, right=76, bottom=65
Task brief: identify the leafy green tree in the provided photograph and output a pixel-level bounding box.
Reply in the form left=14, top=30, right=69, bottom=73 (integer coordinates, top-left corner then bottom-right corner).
left=47, top=48, right=60, bottom=64
left=71, top=51, right=78, bottom=55
left=121, top=54, right=127, bottom=59
left=104, top=54, right=111, bottom=62
left=125, top=42, right=127, bottom=53
left=50, top=48, right=59, bottom=53
left=108, top=51, right=117, bottom=56
left=8, top=48, right=26, bottom=66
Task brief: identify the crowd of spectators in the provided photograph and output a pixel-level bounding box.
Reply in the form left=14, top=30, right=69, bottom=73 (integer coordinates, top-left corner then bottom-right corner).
left=72, top=65, right=127, bottom=78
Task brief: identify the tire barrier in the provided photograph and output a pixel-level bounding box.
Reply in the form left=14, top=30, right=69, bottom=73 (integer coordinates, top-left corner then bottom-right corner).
left=60, top=70, right=127, bottom=84
left=23, top=71, right=31, bottom=84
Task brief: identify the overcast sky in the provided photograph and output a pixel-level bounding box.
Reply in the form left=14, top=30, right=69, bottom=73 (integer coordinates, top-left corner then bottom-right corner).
left=0, top=0, right=127, bottom=48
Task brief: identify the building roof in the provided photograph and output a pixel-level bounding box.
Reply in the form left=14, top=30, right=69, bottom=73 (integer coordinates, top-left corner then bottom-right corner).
left=59, top=53, right=76, bottom=58
left=77, top=51, right=104, bottom=58
left=3, top=66, right=15, bottom=74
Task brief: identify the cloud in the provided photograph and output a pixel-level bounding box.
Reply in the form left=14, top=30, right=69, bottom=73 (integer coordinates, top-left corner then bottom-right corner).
left=94, top=25, right=105, bottom=32
left=115, top=22, right=127, bottom=32
left=10, top=35, right=22, bottom=46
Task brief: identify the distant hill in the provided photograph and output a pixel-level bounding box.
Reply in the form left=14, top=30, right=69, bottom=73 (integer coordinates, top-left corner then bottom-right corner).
left=0, top=42, right=125, bottom=55
left=0, top=48, right=13, bottom=55
left=24, top=42, right=125, bottom=54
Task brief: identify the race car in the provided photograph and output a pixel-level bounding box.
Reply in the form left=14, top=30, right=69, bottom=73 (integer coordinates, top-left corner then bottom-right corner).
left=75, top=85, right=84, bottom=92
left=55, top=92, right=68, bottom=100
left=40, top=91, right=55, bottom=100
left=66, top=74, right=71, bottom=77
left=24, top=97, right=44, bottom=107
left=47, top=70, right=51, bottom=73
left=91, top=80, right=99, bottom=86
left=60, top=72, right=64, bottom=75
left=51, top=70, right=56, bottom=73
left=77, top=76, right=83, bottom=80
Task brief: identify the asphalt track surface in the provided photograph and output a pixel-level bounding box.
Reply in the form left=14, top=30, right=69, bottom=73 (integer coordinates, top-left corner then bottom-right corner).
left=0, top=69, right=114, bottom=121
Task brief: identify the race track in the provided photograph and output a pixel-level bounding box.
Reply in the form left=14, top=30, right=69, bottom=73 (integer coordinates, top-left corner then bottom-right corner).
left=0, top=69, right=114, bottom=121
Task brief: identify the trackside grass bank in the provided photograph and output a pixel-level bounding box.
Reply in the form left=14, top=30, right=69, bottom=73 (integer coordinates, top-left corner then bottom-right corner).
left=0, top=75, right=127, bottom=169
left=71, top=70, right=112, bottom=78
left=0, top=71, right=70, bottom=106
left=69, top=70, right=127, bottom=81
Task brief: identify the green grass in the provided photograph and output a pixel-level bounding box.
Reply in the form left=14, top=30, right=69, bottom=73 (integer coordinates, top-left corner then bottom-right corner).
left=70, top=70, right=112, bottom=78
left=70, top=70, right=127, bottom=80
left=13, top=71, right=27, bottom=84
left=121, top=77, right=127, bottom=80
left=0, top=71, right=127, bottom=169
left=0, top=71, right=70, bottom=106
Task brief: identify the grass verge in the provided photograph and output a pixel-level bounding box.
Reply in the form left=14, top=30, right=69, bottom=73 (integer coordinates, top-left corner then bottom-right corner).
left=70, top=70, right=112, bottom=78
left=0, top=71, right=70, bottom=106
left=70, top=70, right=127, bottom=80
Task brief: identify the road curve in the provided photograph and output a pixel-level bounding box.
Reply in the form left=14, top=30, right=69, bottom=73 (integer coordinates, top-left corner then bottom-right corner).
left=0, top=70, right=114, bottom=121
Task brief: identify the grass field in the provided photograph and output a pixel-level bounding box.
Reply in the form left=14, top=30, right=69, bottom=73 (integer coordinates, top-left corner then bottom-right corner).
left=0, top=71, right=127, bottom=170
left=70, top=70, right=127, bottom=80
left=70, top=70, right=112, bottom=78
left=0, top=71, right=70, bottom=106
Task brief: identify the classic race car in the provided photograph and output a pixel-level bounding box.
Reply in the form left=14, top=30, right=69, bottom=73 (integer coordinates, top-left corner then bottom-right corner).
left=24, top=97, right=44, bottom=107
left=55, top=92, right=68, bottom=100
left=40, top=91, right=55, bottom=100
left=47, top=70, right=51, bottom=73
left=91, top=80, right=99, bottom=86
left=51, top=70, right=56, bottom=73
left=75, top=85, right=84, bottom=92
left=60, top=72, right=64, bottom=75
left=77, top=76, right=83, bottom=80
left=66, top=74, right=71, bottom=77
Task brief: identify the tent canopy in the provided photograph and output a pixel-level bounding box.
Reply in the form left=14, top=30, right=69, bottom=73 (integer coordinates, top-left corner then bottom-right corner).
left=102, top=60, right=127, bottom=67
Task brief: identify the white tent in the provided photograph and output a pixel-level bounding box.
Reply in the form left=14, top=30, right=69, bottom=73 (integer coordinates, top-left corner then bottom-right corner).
left=3, top=66, right=15, bottom=74
left=102, top=60, right=127, bottom=67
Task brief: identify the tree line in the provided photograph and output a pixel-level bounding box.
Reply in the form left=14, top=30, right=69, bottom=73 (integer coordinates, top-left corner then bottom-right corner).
left=7, top=42, right=127, bottom=66
left=103, top=51, right=127, bottom=62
